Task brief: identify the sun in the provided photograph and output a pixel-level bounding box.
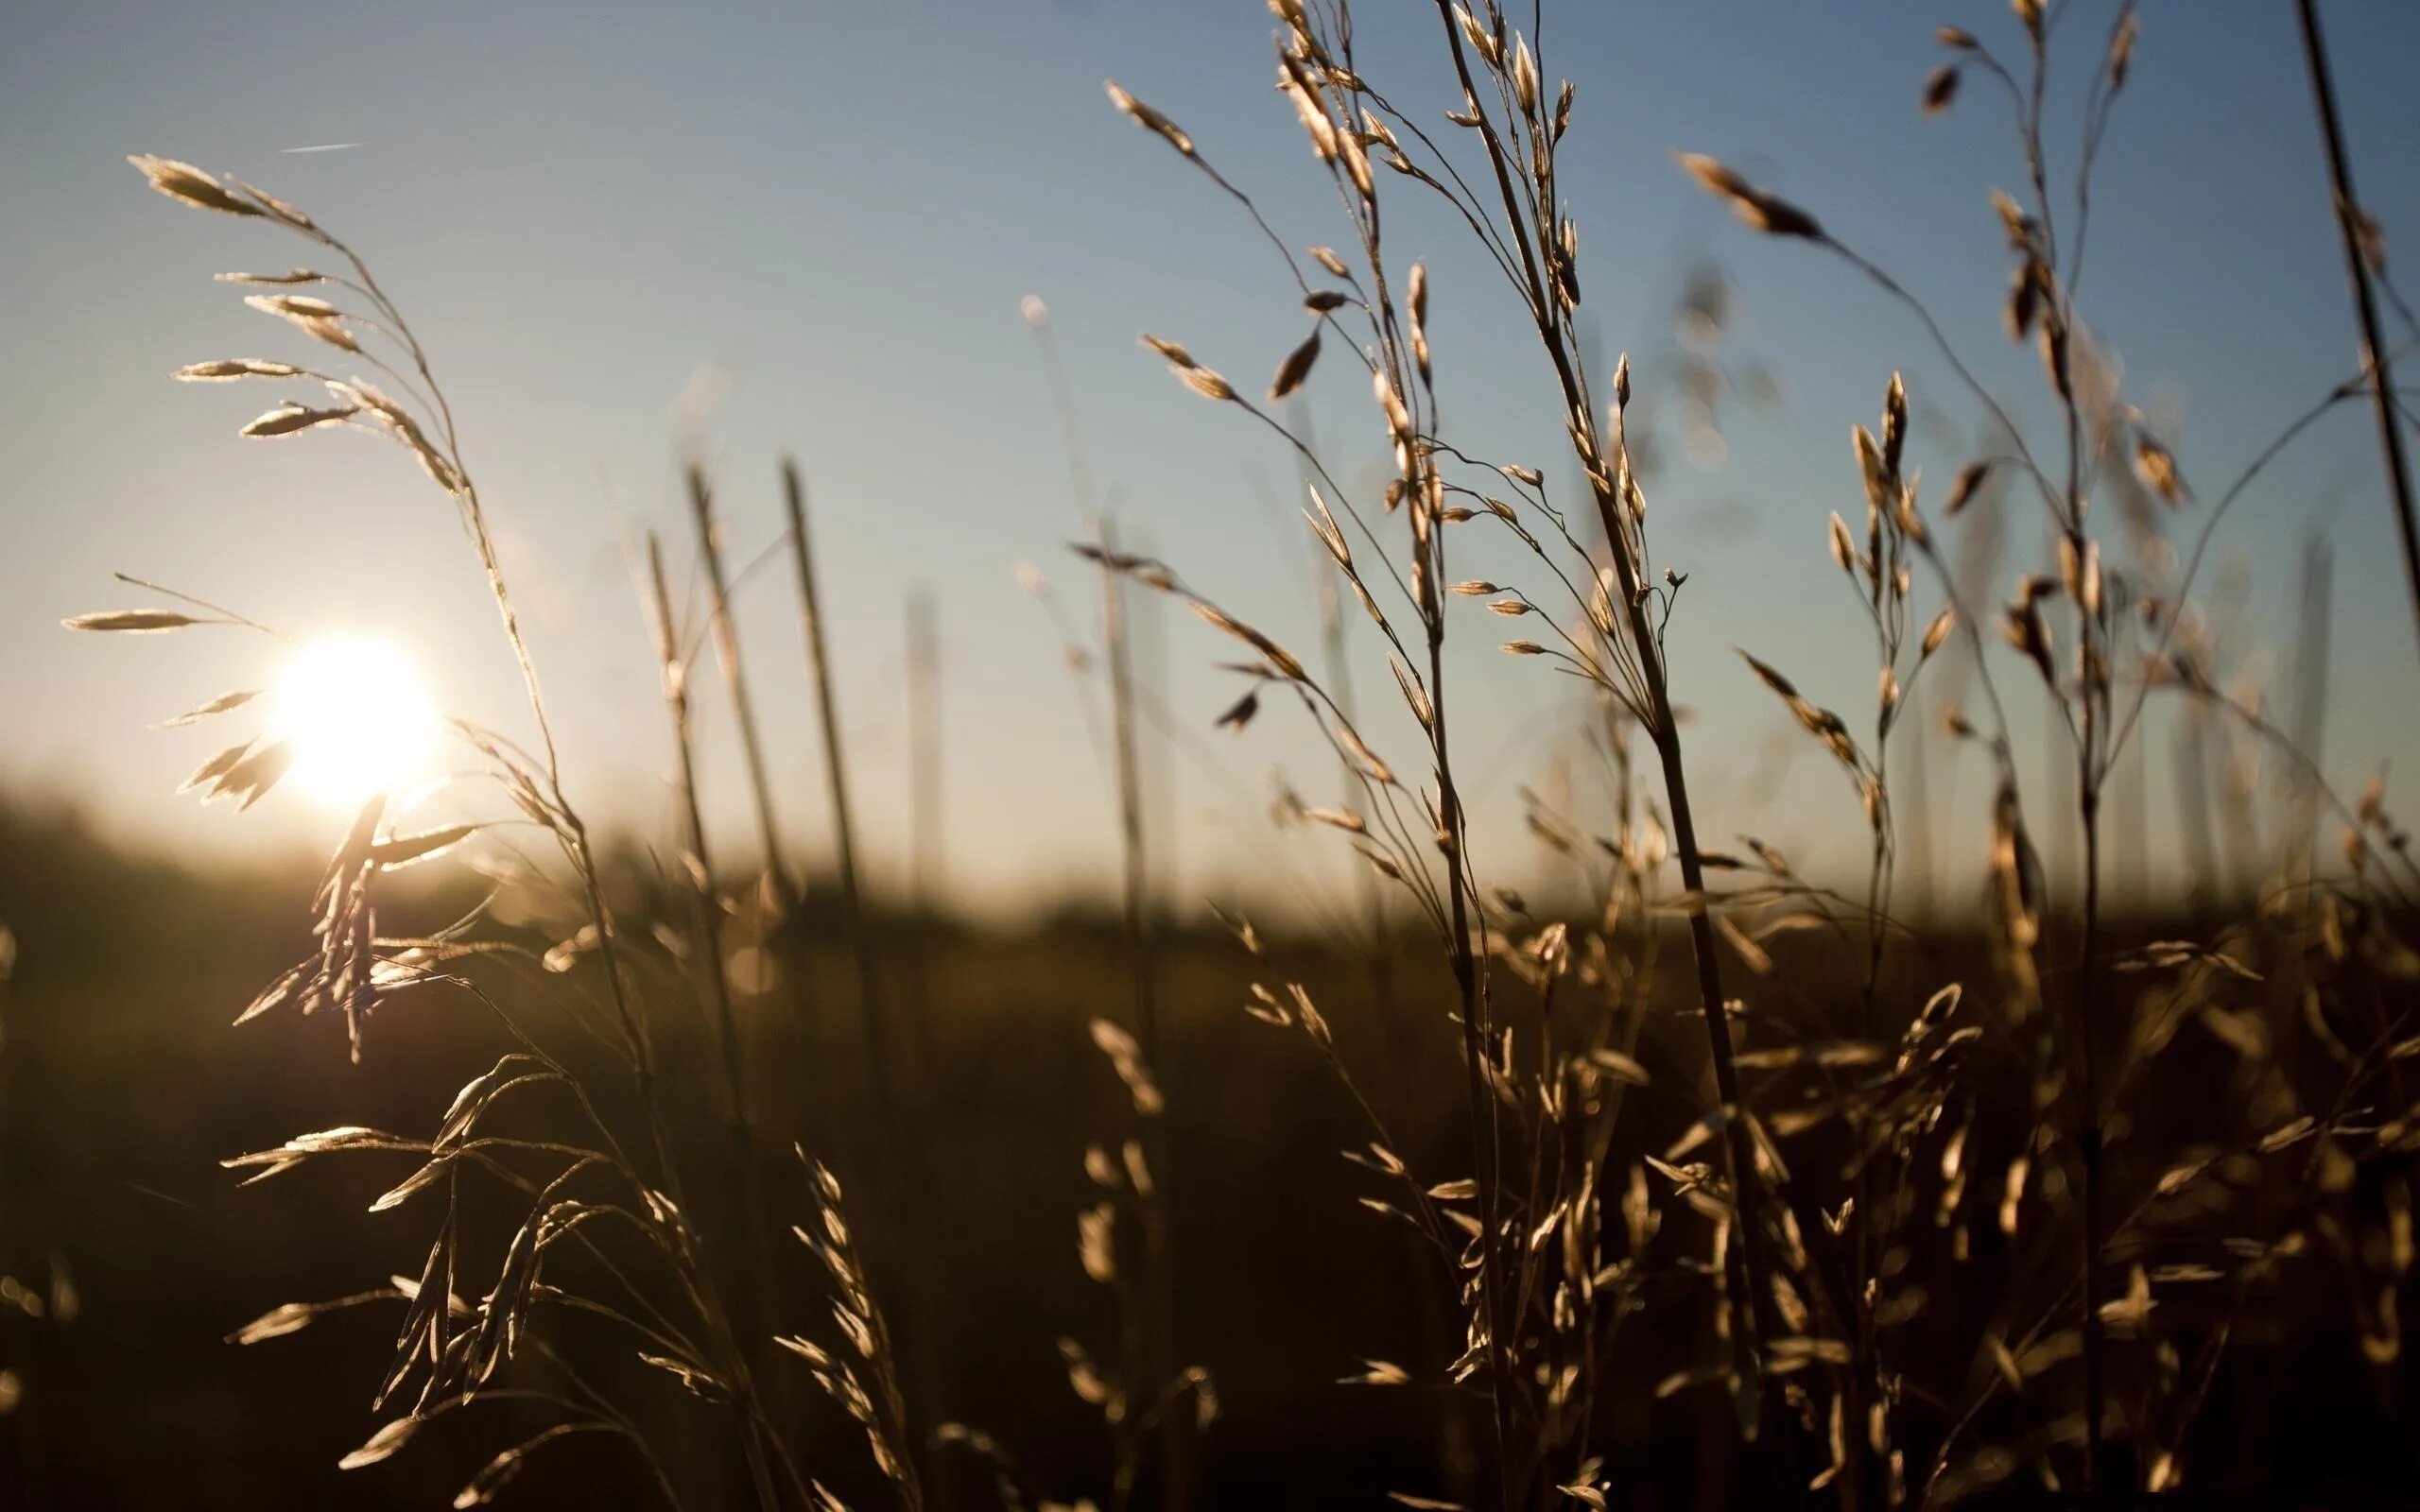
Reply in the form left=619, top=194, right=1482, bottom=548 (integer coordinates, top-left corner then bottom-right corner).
left=268, top=636, right=439, bottom=808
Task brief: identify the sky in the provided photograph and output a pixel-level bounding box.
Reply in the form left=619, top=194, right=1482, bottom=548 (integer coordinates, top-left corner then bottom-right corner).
left=5, top=0, right=2420, bottom=924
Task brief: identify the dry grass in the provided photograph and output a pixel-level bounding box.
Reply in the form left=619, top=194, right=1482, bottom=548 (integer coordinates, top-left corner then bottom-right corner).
left=27, top=5, right=2420, bottom=1509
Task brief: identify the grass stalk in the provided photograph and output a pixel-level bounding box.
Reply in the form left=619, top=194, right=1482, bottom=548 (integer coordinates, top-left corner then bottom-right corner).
left=243, top=190, right=780, bottom=1500
left=2291, top=0, right=2420, bottom=660
left=1423, top=580, right=1516, bottom=1507
left=686, top=467, right=791, bottom=917
left=1424, top=0, right=1776, bottom=1419
left=642, top=533, right=778, bottom=1511
left=905, top=589, right=942, bottom=1019
left=1095, top=514, right=1186, bottom=1507
left=1024, top=301, right=1189, bottom=1504
left=780, top=460, right=893, bottom=1126
left=2075, top=720, right=2107, bottom=1491
left=685, top=468, right=826, bottom=1097
left=785, top=463, right=955, bottom=1496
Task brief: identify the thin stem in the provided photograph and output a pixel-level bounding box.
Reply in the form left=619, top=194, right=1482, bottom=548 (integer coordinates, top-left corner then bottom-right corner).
left=2075, top=707, right=2107, bottom=1489
left=1426, top=590, right=1517, bottom=1510
left=641, top=533, right=776, bottom=1511
left=904, top=587, right=943, bottom=1011
left=2103, top=367, right=2374, bottom=766
left=202, top=184, right=784, bottom=1506
left=780, top=461, right=897, bottom=1125
left=1426, top=0, right=1775, bottom=1431
left=686, top=467, right=798, bottom=919
left=111, top=572, right=293, bottom=644
left=2293, top=0, right=2420, bottom=660
left=1093, top=513, right=1185, bottom=1507
left=1818, top=241, right=2062, bottom=522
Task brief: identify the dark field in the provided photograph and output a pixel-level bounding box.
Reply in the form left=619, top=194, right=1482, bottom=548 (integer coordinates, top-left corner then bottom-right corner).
left=2, top=805, right=2413, bottom=1508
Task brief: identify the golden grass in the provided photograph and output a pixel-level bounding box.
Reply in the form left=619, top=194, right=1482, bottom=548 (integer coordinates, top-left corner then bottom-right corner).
left=37, top=5, right=2420, bottom=1508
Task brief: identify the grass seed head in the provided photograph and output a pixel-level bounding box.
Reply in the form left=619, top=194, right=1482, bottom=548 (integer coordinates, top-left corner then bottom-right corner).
left=129, top=154, right=263, bottom=217
left=1104, top=80, right=1195, bottom=157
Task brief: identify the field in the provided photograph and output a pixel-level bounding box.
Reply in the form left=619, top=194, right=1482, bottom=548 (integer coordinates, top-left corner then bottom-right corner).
left=6, top=1, right=2420, bottom=1507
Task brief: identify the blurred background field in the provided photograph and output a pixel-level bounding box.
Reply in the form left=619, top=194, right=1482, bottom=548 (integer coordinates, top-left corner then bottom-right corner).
left=2, top=800, right=2412, bottom=1507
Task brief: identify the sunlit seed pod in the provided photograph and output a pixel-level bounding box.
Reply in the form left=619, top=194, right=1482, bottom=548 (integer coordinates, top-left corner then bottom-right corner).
left=1991, top=188, right=2035, bottom=248
left=174, top=358, right=304, bottom=382
left=1104, top=80, right=1196, bottom=157
left=2134, top=431, right=2183, bottom=504
left=1674, top=152, right=1824, bottom=239
left=2038, top=312, right=2071, bottom=400
left=241, top=402, right=357, bottom=438
left=1883, top=372, right=1908, bottom=472
left=128, top=154, right=264, bottom=217
left=1177, top=365, right=1236, bottom=403
left=1945, top=459, right=1991, bottom=515
left=1921, top=607, right=1956, bottom=658
left=1922, top=65, right=1960, bottom=115
left=1373, top=366, right=1411, bottom=438
left=1305, top=806, right=1366, bottom=835
left=1140, top=334, right=1197, bottom=369
left=1268, top=328, right=1322, bottom=401
left=64, top=609, right=202, bottom=633
left=1279, top=68, right=1340, bottom=162
left=1341, top=131, right=1374, bottom=200
left=1894, top=482, right=1927, bottom=546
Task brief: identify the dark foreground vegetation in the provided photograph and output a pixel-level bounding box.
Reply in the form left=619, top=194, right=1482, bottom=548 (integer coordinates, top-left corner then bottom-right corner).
left=0, top=805, right=2413, bottom=1508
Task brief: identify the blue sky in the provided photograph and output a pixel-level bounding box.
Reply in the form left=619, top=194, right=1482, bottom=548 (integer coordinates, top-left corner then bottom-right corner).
left=6, top=0, right=2418, bottom=920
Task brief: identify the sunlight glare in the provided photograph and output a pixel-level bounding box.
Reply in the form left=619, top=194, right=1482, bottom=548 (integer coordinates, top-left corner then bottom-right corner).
left=268, top=636, right=438, bottom=808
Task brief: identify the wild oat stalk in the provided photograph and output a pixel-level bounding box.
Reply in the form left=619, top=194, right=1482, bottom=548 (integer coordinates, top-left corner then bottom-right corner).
left=2290, top=0, right=2420, bottom=658
left=1680, top=6, right=2149, bottom=1486
left=779, top=1150, right=925, bottom=1512
left=1683, top=4, right=2420, bottom=1497
left=780, top=459, right=891, bottom=1146
left=103, top=153, right=792, bottom=1508
left=1019, top=295, right=1189, bottom=1501
left=1735, top=371, right=1963, bottom=1501
left=640, top=529, right=775, bottom=1440
left=782, top=456, right=952, bottom=1500
left=687, top=465, right=828, bottom=1111
left=1101, top=0, right=1806, bottom=1491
